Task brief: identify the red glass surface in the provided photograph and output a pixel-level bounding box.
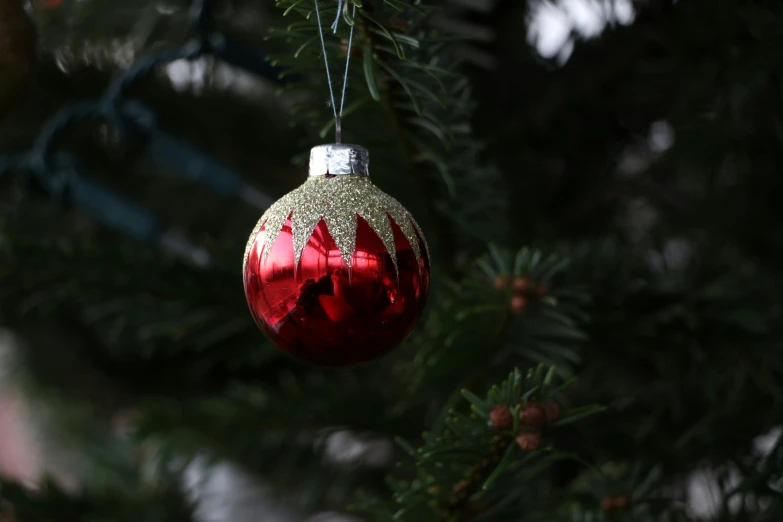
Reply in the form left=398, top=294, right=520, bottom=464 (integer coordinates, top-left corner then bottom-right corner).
left=244, top=214, right=430, bottom=367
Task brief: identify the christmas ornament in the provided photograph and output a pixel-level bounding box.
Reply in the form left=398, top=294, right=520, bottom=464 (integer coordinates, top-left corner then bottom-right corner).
left=243, top=144, right=430, bottom=367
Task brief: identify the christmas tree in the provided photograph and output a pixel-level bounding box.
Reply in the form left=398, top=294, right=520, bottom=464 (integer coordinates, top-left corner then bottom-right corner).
left=1, top=0, right=782, bottom=520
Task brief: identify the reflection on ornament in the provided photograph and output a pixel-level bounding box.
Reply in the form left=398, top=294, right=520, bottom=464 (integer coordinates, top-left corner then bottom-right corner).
left=243, top=144, right=430, bottom=367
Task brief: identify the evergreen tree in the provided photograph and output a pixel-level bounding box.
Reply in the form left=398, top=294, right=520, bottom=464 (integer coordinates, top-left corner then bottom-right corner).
left=1, top=0, right=782, bottom=521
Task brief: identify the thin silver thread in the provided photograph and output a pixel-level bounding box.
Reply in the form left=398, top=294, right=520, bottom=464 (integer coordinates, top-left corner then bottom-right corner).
left=331, top=0, right=343, bottom=32
left=313, top=0, right=338, bottom=122
left=313, top=0, right=356, bottom=142
left=339, top=3, right=357, bottom=117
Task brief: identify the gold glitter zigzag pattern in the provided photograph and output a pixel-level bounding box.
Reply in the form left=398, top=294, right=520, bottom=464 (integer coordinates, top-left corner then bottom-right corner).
left=243, top=176, right=428, bottom=276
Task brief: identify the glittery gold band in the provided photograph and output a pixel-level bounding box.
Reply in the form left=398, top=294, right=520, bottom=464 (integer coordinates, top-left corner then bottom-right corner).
left=243, top=174, right=428, bottom=277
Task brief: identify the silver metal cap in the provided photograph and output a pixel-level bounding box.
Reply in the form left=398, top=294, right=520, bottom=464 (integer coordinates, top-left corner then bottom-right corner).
left=308, top=143, right=369, bottom=177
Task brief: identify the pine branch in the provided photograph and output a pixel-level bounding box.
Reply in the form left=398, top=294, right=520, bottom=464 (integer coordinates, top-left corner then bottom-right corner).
left=560, top=237, right=783, bottom=469
left=395, top=245, right=590, bottom=405
left=354, top=365, right=604, bottom=521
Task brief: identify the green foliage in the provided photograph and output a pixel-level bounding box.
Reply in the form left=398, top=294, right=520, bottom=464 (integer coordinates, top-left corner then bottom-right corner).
left=355, top=366, right=603, bottom=522
left=473, top=245, right=590, bottom=372
left=563, top=463, right=689, bottom=522
left=2, top=0, right=783, bottom=521
left=389, top=245, right=591, bottom=421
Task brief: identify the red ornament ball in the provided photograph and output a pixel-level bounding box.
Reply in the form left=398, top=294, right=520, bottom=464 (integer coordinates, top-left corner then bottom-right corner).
left=243, top=144, right=430, bottom=367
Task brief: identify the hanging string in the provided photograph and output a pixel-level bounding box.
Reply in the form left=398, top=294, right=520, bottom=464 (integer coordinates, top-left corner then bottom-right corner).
left=313, top=0, right=357, bottom=143
left=331, top=0, right=344, bottom=32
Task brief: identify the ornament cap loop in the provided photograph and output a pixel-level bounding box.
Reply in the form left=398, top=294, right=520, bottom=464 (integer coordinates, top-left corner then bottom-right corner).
left=309, top=143, right=369, bottom=177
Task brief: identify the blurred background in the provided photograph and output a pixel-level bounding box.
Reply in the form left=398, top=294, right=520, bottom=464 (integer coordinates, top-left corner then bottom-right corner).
left=1, top=0, right=782, bottom=521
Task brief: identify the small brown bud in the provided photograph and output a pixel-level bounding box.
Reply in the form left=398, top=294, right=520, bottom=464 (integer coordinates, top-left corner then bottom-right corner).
left=388, top=16, right=410, bottom=31
left=535, top=282, right=549, bottom=297
left=519, top=403, right=546, bottom=427
left=515, top=431, right=541, bottom=452
left=544, top=401, right=562, bottom=422
left=511, top=276, right=532, bottom=293
left=489, top=405, right=513, bottom=430
left=510, top=295, right=528, bottom=313
left=454, top=479, right=472, bottom=497
left=493, top=276, right=508, bottom=290
left=427, top=485, right=441, bottom=495
left=339, top=39, right=363, bottom=57
left=601, top=495, right=631, bottom=511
